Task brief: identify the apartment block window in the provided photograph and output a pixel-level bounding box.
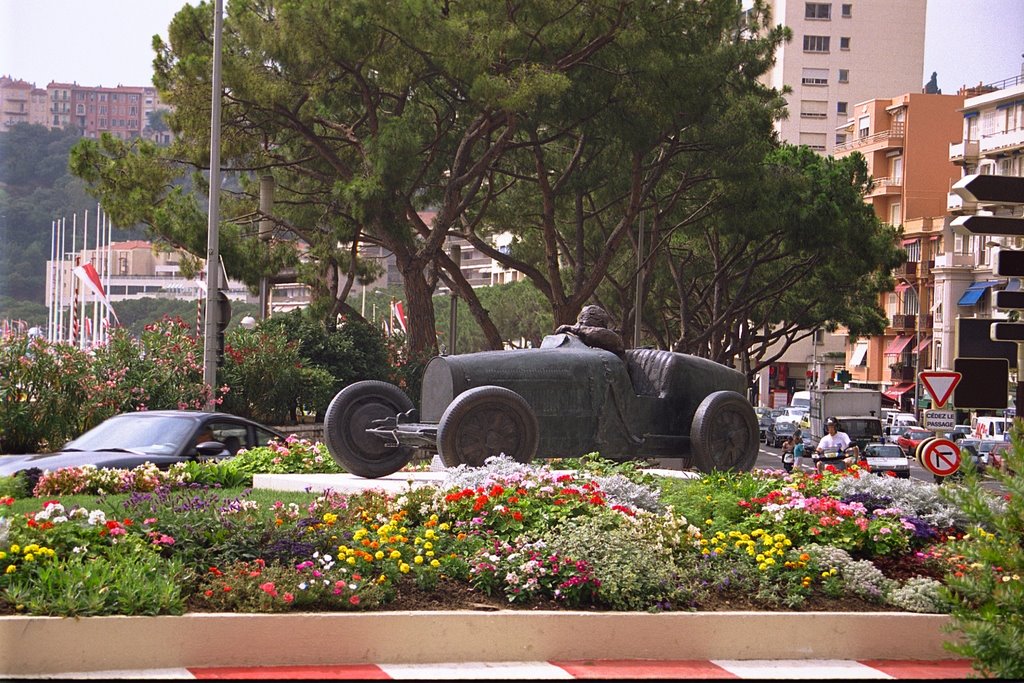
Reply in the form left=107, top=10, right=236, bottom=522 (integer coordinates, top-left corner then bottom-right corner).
left=803, top=35, right=830, bottom=52
left=838, top=69, right=849, bottom=83
left=840, top=36, right=850, bottom=49
left=889, top=201, right=901, bottom=227
left=837, top=101, right=848, bottom=115
left=904, top=240, right=920, bottom=263
left=858, top=115, right=870, bottom=137
left=75, top=104, right=85, bottom=115
left=801, top=67, right=829, bottom=86
left=99, top=118, right=107, bottom=128
left=805, top=3, right=831, bottom=19
left=836, top=133, right=847, bottom=145
left=841, top=3, right=852, bottom=17
left=799, top=132, right=827, bottom=151
left=800, top=99, right=828, bottom=118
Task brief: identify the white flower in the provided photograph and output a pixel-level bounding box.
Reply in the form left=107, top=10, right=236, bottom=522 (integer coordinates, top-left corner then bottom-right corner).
left=298, top=582, right=308, bottom=590
left=88, top=510, right=106, bottom=526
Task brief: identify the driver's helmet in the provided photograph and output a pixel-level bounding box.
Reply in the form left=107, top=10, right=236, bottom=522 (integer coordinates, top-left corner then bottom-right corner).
left=826, top=417, right=839, bottom=430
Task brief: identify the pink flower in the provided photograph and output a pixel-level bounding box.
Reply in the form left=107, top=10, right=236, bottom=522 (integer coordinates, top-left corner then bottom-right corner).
left=260, top=582, right=278, bottom=597
left=283, top=593, right=294, bottom=603
left=349, top=595, right=360, bottom=605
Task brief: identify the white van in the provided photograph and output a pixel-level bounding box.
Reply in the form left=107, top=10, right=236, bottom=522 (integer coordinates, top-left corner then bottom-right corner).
left=790, top=390, right=811, bottom=410
left=884, top=412, right=919, bottom=442
left=972, top=416, right=1010, bottom=442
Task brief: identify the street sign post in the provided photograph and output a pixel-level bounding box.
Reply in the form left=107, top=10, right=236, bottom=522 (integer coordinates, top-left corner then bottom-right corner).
left=992, top=322, right=1024, bottom=343
left=952, top=174, right=1024, bottom=205
left=918, top=438, right=962, bottom=478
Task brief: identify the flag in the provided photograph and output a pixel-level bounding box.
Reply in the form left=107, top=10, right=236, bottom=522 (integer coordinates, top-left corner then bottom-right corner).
left=391, top=300, right=408, bottom=334
left=73, top=263, right=119, bottom=322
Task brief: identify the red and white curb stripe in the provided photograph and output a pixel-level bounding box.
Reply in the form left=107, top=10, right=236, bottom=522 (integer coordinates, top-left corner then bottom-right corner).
left=33, top=659, right=975, bottom=679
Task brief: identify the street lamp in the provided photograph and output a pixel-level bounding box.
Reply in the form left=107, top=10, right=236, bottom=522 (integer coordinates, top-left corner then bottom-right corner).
left=896, top=275, right=922, bottom=421
left=239, top=315, right=257, bottom=330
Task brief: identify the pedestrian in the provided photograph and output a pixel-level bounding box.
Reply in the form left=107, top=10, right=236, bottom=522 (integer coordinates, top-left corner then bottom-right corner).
left=781, top=435, right=795, bottom=473
left=793, top=429, right=805, bottom=471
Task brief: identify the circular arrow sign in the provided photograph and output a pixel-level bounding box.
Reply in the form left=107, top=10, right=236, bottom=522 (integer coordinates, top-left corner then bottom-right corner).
left=919, top=438, right=962, bottom=477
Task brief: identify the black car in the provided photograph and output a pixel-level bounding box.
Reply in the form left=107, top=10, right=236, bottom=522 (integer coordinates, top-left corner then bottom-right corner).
left=0, top=410, right=285, bottom=477
left=324, top=332, right=759, bottom=478
left=767, top=418, right=798, bottom=448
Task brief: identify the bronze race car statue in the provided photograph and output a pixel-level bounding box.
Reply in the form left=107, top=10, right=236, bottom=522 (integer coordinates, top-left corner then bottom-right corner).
left=323, top=329, right=759, bottom=478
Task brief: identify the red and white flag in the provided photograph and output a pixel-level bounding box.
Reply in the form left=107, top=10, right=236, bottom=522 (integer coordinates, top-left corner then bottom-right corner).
left=73, top=262, right=119, bottom=322
left=391, top=300, right=408, bottom=334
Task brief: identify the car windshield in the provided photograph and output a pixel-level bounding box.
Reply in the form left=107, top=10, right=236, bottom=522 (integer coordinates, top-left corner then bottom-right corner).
left=64, top=414, right=197, bottom=455
left=842, top=419, right=883, bottom=439
left=904, top=430, right=931, bottom=439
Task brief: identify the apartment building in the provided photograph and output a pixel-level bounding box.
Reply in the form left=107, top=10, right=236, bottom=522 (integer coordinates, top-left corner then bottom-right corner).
left=765, top=0, right=926, bottom=156
left=936, top=73, right=1024, bottom=374
left=831, top=92, right=964, bottom=410
left=0, top=76, right=48, bottom=131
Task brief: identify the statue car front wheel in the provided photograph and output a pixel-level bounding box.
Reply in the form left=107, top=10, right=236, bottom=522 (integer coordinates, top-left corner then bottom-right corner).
left=324, top=380, right=415, bottom=478
left=437, top=386, right=539, bottom=467
left=689, top=390, right=759, bottom=473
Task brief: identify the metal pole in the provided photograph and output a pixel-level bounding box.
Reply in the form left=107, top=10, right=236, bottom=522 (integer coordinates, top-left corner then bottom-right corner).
left=202, top=0, right=224, bottom=407
left=914, top=280, right=921, bottom=422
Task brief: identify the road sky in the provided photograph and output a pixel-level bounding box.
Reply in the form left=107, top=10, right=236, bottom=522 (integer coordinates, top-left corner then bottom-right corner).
left=1, top=0, right=1022, bottom=94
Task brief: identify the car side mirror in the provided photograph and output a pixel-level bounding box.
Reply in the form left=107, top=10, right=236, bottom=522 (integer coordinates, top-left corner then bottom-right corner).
left=196, top=440, right=227, bottom=457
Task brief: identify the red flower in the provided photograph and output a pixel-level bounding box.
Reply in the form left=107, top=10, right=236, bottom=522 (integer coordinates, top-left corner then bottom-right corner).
left=349, top=595, right=360, bottom=605
left=512, top=511, right=523, bottom=522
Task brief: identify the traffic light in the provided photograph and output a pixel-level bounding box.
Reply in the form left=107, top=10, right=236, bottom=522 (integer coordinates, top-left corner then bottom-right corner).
left=216, top=289, right=231, bottom=366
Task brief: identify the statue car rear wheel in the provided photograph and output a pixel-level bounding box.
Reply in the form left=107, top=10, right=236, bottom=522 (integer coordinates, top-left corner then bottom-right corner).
left=437, top=386, right=539, bottom=467
left=689, top=390, right=759, bottom=473
left=324, top=380, right=415, bottom=478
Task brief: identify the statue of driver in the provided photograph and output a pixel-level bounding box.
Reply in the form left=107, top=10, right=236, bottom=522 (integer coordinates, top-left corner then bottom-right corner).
left=554, top=305, right=625, bottom=357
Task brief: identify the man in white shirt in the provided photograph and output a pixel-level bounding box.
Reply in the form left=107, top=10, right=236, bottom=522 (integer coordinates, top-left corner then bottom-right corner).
left=814, top=417, right=857, bottom=472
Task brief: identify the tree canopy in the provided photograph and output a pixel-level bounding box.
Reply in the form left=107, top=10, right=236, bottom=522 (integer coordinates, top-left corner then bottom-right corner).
left=67, top=0, right=905, bottom=380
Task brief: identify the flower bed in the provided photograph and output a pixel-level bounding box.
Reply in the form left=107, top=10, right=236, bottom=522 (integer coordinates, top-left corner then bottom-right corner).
left=2, top=450, right=1022, bottom=678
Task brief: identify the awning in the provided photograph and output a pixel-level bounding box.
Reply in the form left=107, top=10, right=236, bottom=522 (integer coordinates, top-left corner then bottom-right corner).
left=913, top=336, right=931, bottom=354
left=895, top=282, right=911, bottom=294
left=901, top=238, right=919, bottom=246
left=850, top=341, right=869, bottom=366
left=957, top=280, right=1000, bottom=306
left=884, top=335, right=913, bottom=356
left=883, top=383, right=915, bottom=402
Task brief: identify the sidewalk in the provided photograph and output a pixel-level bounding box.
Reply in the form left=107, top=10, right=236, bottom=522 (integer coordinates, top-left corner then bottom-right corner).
left=19, top=659, right=977, bottom=679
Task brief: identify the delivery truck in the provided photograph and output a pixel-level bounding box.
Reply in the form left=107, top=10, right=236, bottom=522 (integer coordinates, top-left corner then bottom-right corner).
left=809, top=388, right=884, bottom=450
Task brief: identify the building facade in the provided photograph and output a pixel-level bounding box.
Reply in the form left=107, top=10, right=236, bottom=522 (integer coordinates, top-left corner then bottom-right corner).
left=764, top=0, right=926, bottom=156
left=0, top=76, right=48, bottom=131
left=832, top=92, right=964, bottom=410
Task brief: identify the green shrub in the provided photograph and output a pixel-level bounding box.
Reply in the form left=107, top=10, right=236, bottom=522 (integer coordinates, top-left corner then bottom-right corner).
left=228, top=437, right=344, bottom=475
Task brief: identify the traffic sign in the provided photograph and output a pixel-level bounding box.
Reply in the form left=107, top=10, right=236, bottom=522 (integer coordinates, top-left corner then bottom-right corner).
left=991, top=322, right=1024, bottom=343
left=995, top=249, right=1024, bottom=277
left=953, top=357, right=1009, bottom=410
left=918, top=438, right=962, bottom=477
left=951, top=214, right=1024, bottom=237
left=993, top=290, right=1024, bottom=309
left=951, top=174, right=1024, bottom=204
left=924, top=409, right=956, bottom=431
left=918, top=371, right=961, bottom=408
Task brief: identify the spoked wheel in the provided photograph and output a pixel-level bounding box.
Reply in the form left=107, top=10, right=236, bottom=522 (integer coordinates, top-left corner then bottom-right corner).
left=323, top=380, right=415, bottom=478
left=437, top=386, right=539, bottom=467
left=689, top=391, right=759, bottom=473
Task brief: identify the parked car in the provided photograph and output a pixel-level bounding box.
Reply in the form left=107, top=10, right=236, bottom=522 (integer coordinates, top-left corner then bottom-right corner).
left=945, top=425, right=973, bottom=442
left=324, top=333, right=760, bottom=478
left=895, top=428, right=934, bottom=457
left=0, top=410, right=285, bottom=477
left=767, top=418, right=799, bottom=448
left=980, top=440, right=1013, bottom=474
left=884, top=413, right=919, bottom=442
left=757, top=410, right=775, bottom=444
left=861, top=442, right=911, bottom=478
left=775, top=407, right=807, bottom=426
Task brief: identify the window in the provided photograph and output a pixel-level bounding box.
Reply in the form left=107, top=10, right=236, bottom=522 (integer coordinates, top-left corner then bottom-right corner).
left=889, top=202, right=901, bottom=227
left=799, top=132, right=827, bottom=151
left=891, top=156, right=903, bottom=182
left=838, top=69, right=849, bottom=83
left=75, top=104, right=85, bottom=115
left=858, top=115, right=870, bottom=137
left=904, top=239, right=920, bottom=263
left=837, top=101, right=848, bottom=115
left=805, top=3, right=832, bottom=19
left=841, top=3, right=852, bottom=17
left=803, top=35, right=831, bottom=52
left=800, top=99, right=828, bottom=118
left=836, top=133, right=847, bottom=145
left=840, top=36, right=850, bottom=49
left=801, top=67, right=829, bottom=86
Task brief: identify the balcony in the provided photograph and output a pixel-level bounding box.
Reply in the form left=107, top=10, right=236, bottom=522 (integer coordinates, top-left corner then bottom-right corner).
left=889, top=365, right=916, bottom=382
left=867, top=176, right=903, bottom=198
left=949, top=140, right=980, bottom=165
left=833, top=122, right=905, bottom=155
left=894, top=261, right=918, bottom=278
left=948, top=191, right=978, bottom=214
left=920, top=313, right=934, bottom=330
left=891, top=313, right=916, bottom=331
left=979, top=128, right=1024, bottom=157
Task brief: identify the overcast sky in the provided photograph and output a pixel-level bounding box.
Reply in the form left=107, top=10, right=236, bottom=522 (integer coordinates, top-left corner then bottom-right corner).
left=1, top=0, right=1022, bottom=92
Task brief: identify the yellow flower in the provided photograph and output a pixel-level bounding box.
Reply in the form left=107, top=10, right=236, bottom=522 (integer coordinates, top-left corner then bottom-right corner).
left=430, top=559, right=441, bottom=568
left=9, top=545, right=19, bottom=554
left=701, top=548, right=711, bottom=555
left=377, top=574, right=387, bottom=584
left=374, top=551, right=385, bottom=560
left=705, top=519, right=713, bottom=526
left=426, top=551, right=435, bottom=557
left=399, top=563, right=410, bottom=574
left=389, top=550, right=402, bottom=560
left=425, top=530, right=437, bottom=540
left=5, top=565, right=15, bottom=574
left=347, top=557, right=357, bottom=565
left=758, top=563, right=768, bottom=571
left=439, top=522, right=451, bottom=531
left=756, top=553, right=765, bottom=562
left=23, top=554, right=34, bottom=562
left=414, top=556, right=424, bottom=565
left=424, top=542, right=433, bottom=550
left=322, top=512, right=338, bottom=525
left=0, top=552, right=6, bottom=560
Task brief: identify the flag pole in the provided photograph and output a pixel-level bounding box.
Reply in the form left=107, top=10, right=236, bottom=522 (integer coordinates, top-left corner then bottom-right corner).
left=79, top=209, right=89, bottom=349
left=47, top=219, right=56, bottom=342
left=70, top=213, right=78, bottom=345
left=202, top=0, right=225, bottom=408
left=57, top=217, right=66, bottom=342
